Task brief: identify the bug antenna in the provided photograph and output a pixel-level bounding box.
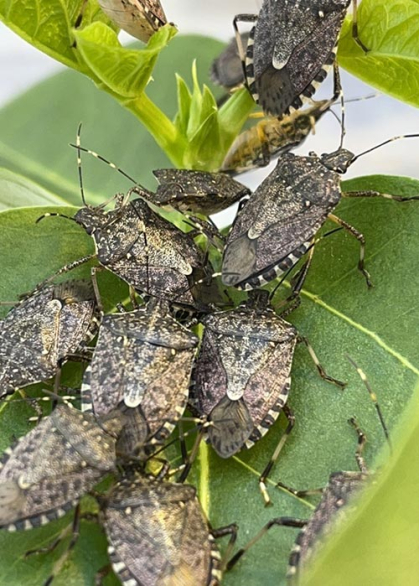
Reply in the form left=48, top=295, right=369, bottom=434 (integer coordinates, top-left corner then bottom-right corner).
left=346, top=354, right=392, bottom=453
left=36, top=212, right=79, bottom=225
left=69, top=143, right=143, bottom=189
left=351, top=134, right=419, bottom=164
left=76, top=123, right=88, bottom=207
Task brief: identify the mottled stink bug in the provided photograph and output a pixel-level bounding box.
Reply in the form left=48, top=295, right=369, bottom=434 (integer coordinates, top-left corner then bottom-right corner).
left=211, top=33, right=250, bottom=91
left=0, top=403, right=123, bottom=532
left=190, top=290, right=345, bottom=505
left=98, top=0, right=169, bottom=42
left=222, top=133, right=419, bottom=290
left=81, top=298, right=199, bottom=457
left=0, top=280, right=98, bottom=401
left=98, top=468, right=238, bottom=586
left=234, top=0, right=368, bottom=117
left=228, top=358, right=391, bottom=583
left=38, top=137, right=209, bottom=307
left=221, top=99, right=331, bottom=175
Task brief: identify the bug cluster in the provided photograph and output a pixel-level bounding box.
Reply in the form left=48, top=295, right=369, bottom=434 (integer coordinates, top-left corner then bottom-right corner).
left=1, top=0, right=416, bottom=584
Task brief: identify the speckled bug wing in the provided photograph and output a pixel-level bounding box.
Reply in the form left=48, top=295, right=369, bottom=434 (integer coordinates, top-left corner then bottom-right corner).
left=222, top=152, right=341, bottom=289
left=289, top=471, right=367, bottom=581
left=248, top=0, right=350, bottom=116
left=0, top=281, right=97, bottom=399
left=81, top=303, right=198, bottom=455
left=0, top=405, right=122, bottom=530
left=192, top=305, right=298, bottom=458
left=103, top=476, right=221, bottom=586
left=108, top=199, right=204, bottom=305
left=211, top=33, right=250, bottom=90
left=98, top=0, right=167, bottom=43
left=152, top=169, right=250, bottom=215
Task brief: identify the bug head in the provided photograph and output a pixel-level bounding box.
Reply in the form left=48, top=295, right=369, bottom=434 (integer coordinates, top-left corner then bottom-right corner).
left=319, top=148, right=356, bottom=173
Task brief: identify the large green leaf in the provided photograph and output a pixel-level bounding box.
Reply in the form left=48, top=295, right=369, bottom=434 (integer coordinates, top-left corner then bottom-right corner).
left=1, top=168, right=419, bottom=585
left=338, top=0, right=419, bottom=108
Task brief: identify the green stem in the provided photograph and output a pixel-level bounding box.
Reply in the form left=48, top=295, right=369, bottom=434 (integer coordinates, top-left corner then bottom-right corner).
left=123, top=93, right=187, bottom=167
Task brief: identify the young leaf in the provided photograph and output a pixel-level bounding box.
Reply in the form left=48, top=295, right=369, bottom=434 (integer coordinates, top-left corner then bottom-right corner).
left=338, top=0, right=419, bottom=108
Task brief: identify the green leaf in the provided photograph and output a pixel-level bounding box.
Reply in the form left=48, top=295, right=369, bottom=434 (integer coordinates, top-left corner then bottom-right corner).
left=303, top=382, right=419, bottom=586
left=338, top=0, right=419, bottom=108
left=1, top=169, right=419, bottom=585
left=0, top=169, right=66, bottom=210
left=0, top=35, right=232, bottom=199
left=74, top=22, right=177, bottom=98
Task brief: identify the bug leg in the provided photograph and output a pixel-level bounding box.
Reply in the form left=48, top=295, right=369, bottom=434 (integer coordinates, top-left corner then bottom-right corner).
left=226, top=517, right=307, bottom=571
left=233, top=14, right=258, bottom=72
left=351, top=0, right=370, bottom=53
left=343, top=189, right=419, bottom=202
left=348, top=417, right=368, bottom=473
left=211, top=523, right=239, bottom=569
left=327, top=212, right=372, bottom=288
left=298, top=335, right=346, bottom=388
left=95, top=564, right=112, bottom=586
left=25, top=504, right=81, bottom=586
left=259, top=404, right=295, bottom=507
left=25, top=254, right=96, bottom=297
left=276, top=481, right=324, bottom=498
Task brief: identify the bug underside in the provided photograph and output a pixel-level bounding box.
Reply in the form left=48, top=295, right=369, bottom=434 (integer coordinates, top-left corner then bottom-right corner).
left=97, top=0, right=167, bottom=42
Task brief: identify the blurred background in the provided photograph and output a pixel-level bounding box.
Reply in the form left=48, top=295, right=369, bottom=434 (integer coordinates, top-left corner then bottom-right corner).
left=1, top=0, right=419, bottom=224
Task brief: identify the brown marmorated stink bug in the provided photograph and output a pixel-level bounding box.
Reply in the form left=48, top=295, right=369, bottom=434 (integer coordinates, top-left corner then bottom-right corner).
left=97, top=0, right=169, bottom=43
left=233, top=0, right=368, bottom=117
left=227, top=357, right=391, bottom=583
left=81, top=298, right=199, bottom=457
left=210, top=33, right=250, bottom=92
left=96, top=467, right=238, bottom=586
left=222, top=132, right=419, bottom=290
left=36, top=133, right=212, bottom=308
left=190, top=290, right=345, bottom=506
left=0, top=280, right=98, bottom=401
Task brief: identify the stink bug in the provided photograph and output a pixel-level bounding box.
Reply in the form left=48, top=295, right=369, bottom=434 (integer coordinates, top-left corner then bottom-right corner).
left=98, top=0, right=169, bottom=43
left=190, top=290, right=345, bottom=505
left=221, top=99, right=331, bottom=175
left=211, top=33, right=250, bottom=91
left=99, top=470, right=238, bottom=586
left=0, top=280, right=98, bottom=401
left=227, top=358, right=391, bottom=583
left=81, top=298, right=199, bottom=457
left=0, top=403, right=123, bottom=532
left=37, top=132, right=209, bottom=308
left=234, top=0, right=368, bottom=117
left=222, top=133, right=419, bottom=290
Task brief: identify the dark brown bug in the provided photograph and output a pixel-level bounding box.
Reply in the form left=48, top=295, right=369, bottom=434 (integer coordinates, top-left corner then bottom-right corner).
left=37, top=138, right=208, bottom=307
left=151, top=168, right=250, bottom=216
left=0, top=403, right=122, bottom=532
left=228, top=358, right=391, bottom=583
left=0, top=280, right=98, bottom=401
left=81, top=298, right=199, bottom=457
left=190, top=290, right=345, bottom=505
left=222, top=134, right=419, bottom=290
left=221, top=99, right=330, bottom=175
left=98, top=0, right=168, bottom=42
left=234, top=0, right=368, bottom=117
